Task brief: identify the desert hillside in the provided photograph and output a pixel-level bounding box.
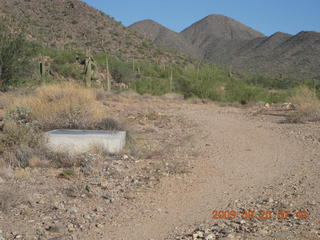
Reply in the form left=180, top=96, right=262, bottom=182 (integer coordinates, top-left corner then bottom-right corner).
left=0, top=0, right=193, bottom=64
left=129, top=19, right=199, bottom=57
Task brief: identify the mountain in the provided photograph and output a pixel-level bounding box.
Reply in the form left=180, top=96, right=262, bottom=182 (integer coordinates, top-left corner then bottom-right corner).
left=131, top=14, right=320, bottom=79
left=129, top=20, right=199, bottom=57
left=181, top=14, right=265, bottom=55
left=203, top=30, right=320, bottom=78
left=0, top=0, right=193, bottom=65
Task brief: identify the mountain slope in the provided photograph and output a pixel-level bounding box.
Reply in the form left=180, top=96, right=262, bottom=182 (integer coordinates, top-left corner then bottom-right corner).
left=129, top=20, right=199, bottom=57
left=0, top=0, right=193, bottom=64
left=132, top=14, right=320, bottom=79
left=203, top=30, right=320, bottom=78
left=181, top=14, right=265, bottom=56
left=180, top=15, right=320, bottom=78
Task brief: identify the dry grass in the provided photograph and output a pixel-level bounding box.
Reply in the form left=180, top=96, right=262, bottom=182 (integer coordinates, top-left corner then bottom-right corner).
left=0, top=83, right=126, bottom=168
left=287, top=87, right=320, bottom=123
left=0, top=92, right=10, bottom=109
left=0, top=121, right=45, bottom=167
left=7, top=83, right=106, bottom=130
left=160, top=93, right=184, bottom=101
left=0, top=161, right=14, bottom=179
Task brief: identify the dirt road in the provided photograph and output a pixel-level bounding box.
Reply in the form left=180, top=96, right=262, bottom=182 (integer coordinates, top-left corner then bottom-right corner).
left=95, top=103, right=319, bottom=240
left=1, top=99, right=319, bottom=240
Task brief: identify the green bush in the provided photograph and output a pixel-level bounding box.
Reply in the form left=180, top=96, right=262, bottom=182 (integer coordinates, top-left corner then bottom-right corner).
left=0, top=23, right=39, bottom=90
left=43, top=49, right=84, bottom=65
left=132, top=77, right=171, bottom=95
left=225, top=80, right=269, bottom=103
left=52, top=63, right=82, bottom=79
left=246, top=74, right=302, bottom=89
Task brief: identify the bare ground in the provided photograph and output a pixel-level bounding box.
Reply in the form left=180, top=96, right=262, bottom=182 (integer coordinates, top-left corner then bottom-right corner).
left=0, top=96, right=319, bottom=240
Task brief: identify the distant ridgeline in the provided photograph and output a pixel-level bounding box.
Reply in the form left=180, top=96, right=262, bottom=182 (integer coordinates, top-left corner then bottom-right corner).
left=130, top=15, right=320, bottom=80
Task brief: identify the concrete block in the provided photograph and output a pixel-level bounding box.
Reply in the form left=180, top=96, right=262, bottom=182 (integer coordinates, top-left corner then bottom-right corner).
left=46, top=130, right=126, bottom=154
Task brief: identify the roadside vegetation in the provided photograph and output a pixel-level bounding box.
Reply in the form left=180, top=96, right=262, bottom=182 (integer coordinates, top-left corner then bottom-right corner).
left=1, top=23, right=320, bottom=171
left=286, top=86, right=320, bottom=123
left=0, top=83, right=122, bottom=170
left=7, top=83, right=106, bottom=130
left=1, top=24, right=319, bottom=104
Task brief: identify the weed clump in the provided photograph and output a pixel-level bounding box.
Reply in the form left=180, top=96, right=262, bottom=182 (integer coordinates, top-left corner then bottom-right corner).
left=286, top=86, right=320, bottom=123
left=7, top=82, right=106, bottom=130
left=0, top=120, right=44, bottom=167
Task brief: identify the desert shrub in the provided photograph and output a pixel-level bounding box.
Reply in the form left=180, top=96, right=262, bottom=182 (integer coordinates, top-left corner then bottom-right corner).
left=46, top=151, right=102, bottom=168
left=40, top=48, right=85, bottom=79
left=224, top=80, right=269, bottom=104
left=7, top=83, right=106, bottom=130
left=0, top=23, right=39, bottom=90
left=0, top=120, right=44, bottom=167
left=246, top=74, right=302, bottom=89
left=41, top=49, right=84, bottom=65
left=95, top=89, right=108, bottom=101
left=133, top=77, right=172, bottom=95
left=95, top=118, right=123, bottom=131
left=286, top=86, right=320, bottom=123
left=161, top=93, right=184, bottom=101
left=0, top=92, right=10, bottom=108
left=94, top=53, right=135, bottom=84
left=52, top=63, right=82, bottom=79
left=7, top=105, right=32, bottom=124
left=265, top=90, right=290, bottom=103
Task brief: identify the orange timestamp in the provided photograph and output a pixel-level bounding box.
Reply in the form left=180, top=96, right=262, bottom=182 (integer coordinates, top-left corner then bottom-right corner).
left=211, top=209, right=309, bottom=220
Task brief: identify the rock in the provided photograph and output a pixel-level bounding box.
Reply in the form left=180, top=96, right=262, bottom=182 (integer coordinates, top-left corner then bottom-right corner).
left=0, top=236, right=5, bottom=240
left=0, top=177, right=4, bottom=184
left=220, top=233, right=242, bottom=240
left=124, top=192, right=136, bottom=200
left=100, top=181, right=108, bottom=189
left=48, top=237, right=65, bottom=240
left=53, top=201, right=65, bottom=210
left=221, top=228, right=232, bottom=235
left=94, top=207, right=104, bottom=213
left=46, top=224, right=65, bottom=233
left=284, top=103, right=296, bottom=110
left=257, top=228, right=269, bottom=236
left=67, top=224, right=75, bottom=232
left=205, top=234, right=215, bottom=240
left=193, top=231, right=204, bottom=238
left=95, top=223, right=103, bottom=228
left=267, top=197, right=274, bottom=203
left=67, top=207, right=78, bottom=214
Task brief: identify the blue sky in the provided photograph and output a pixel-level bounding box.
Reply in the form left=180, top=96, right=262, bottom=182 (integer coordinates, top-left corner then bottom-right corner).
left=83, top=0, right=320, bottom=36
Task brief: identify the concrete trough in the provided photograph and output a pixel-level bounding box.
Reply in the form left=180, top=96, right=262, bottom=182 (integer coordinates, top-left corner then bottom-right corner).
left=46, top=130, right=126, bottom=154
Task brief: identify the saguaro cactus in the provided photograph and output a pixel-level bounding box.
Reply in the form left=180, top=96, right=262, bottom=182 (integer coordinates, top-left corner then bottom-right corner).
left=83, top=52, right=96, bottom=87
left=105, top=54, right=111, bottom=91
left=39, top=56, right=46, bottom=82
left=84, top=56, right=92, bottom=87
left=132, top=57, right=135, bottom=72
left=169, top=68, right=173, bottom=92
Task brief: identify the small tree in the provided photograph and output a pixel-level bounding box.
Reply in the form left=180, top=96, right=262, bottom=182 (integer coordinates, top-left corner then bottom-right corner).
left=0, top=23, right=33, bottom=90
